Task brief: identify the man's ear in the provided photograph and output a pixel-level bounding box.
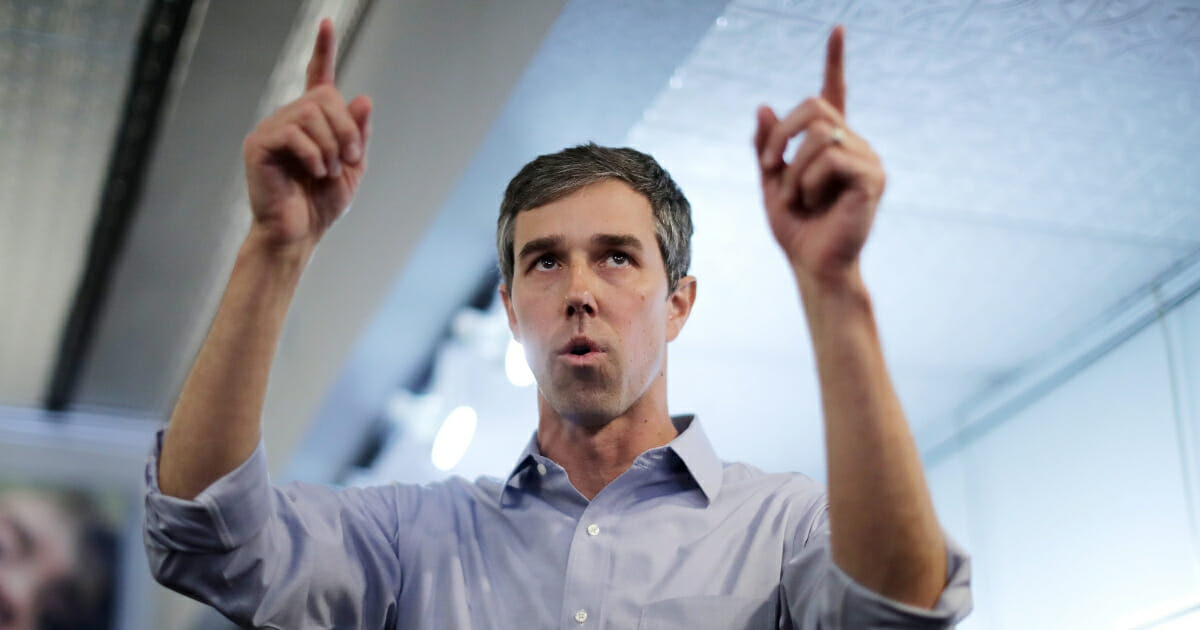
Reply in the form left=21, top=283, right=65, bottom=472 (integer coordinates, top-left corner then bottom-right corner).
left=665, top=275, right=697, bottom=342
left=499, top=283, right=520, bottom=342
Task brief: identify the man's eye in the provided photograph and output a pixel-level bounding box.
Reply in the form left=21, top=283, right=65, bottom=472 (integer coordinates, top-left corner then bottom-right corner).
left=535, top=256, right=557, bottom=270
left=607, top=252, right=630, bottom=266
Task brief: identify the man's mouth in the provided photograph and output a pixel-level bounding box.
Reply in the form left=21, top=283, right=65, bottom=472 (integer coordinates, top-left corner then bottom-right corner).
left=559, top=336, right=604, bottom=364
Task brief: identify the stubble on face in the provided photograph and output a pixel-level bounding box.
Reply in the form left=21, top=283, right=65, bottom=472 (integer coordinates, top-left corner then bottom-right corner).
left=506, top=180, right=671, bottom=431
left=535, top=295, right=663, bottom=430
left=540, top=348, right=634, bottom=429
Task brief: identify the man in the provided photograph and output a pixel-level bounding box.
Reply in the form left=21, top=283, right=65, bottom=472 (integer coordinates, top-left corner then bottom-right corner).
left=144, top=18, right=971, bottom=629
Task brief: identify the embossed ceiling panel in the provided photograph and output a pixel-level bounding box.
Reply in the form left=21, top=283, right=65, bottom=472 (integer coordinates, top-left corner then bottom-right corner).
left=0, top=0, right=149, bottom=407
left=629, top=0, right=1200, bottom=439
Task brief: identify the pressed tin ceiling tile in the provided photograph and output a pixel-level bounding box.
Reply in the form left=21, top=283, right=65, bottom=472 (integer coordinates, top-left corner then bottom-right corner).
left=627, top=0, right=1200, bottom=438
left=0, top=0, right=148, bottom=406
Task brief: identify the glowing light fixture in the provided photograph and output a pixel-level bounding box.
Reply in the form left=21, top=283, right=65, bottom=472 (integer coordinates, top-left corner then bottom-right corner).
left=505, top=339, right=536, bottom=387
left=430, top=406, right=477, bottom=471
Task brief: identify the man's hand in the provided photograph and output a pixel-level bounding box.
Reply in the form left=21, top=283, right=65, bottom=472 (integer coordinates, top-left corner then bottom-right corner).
left=753, top=26, right=884, bottom=286
left=160, top=18, right=376, bottom=501
left=754, top=27, right=952, bottom=611
left=243, top=17, right=373, bottom=254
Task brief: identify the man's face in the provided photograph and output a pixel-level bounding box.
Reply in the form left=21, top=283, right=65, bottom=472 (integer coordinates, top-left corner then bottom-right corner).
left=501, top=179, right=694, bottom=427
left=0, top=493, right=76, bottom=630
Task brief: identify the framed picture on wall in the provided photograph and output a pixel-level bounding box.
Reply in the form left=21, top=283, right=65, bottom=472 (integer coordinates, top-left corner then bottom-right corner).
left=0, top=408, right=158, bottom=630
left=0, top=480, right=123, bottom=630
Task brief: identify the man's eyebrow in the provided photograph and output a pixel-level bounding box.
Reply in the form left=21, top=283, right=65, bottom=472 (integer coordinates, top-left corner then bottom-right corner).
left=592, top=234, right=644, bottom=251
left=517, top=234, right=645, bottom=262
left=517, top=236, right=564, bottom=262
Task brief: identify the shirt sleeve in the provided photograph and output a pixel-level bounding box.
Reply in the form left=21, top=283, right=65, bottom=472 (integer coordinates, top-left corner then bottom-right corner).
left=142, top=430, right=410, bottom=630
left=781, top=499, right=973, bottom=629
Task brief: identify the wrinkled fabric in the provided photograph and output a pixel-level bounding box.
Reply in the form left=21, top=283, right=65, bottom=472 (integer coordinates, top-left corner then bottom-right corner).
left=144, top=416, right=971, bottom=629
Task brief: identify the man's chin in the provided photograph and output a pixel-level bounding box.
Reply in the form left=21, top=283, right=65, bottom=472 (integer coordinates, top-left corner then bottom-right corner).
left=544, top=389, right=623, bottom=429
left=538, top=367, right=637, bottom=425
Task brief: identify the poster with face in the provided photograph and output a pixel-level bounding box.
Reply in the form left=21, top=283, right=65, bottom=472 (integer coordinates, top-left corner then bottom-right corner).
left=0, top=483, right=120, bottom=630
left=0, top=409, right=155, bottom=630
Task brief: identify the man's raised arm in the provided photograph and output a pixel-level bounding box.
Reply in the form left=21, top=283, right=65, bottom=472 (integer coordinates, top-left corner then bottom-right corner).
left=158, top=19, right=372, bottom=499
left=753, top=26, right=948, bottom=609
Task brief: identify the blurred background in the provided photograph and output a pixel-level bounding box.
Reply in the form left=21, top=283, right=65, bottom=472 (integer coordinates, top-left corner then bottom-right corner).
left=1, top=0, right=1198, bottom=628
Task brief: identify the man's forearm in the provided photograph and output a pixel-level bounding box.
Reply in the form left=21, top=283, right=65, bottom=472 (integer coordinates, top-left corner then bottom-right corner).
left=158, top=230, right=312, bottom=500
left=796, top=263, right=946, bottom=609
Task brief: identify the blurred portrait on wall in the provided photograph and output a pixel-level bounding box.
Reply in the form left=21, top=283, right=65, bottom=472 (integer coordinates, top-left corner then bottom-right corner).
left=0, top=484, right=117, bottom=630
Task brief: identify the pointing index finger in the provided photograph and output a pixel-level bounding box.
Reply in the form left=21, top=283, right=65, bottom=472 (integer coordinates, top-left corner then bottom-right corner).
left=821, top=25, right=846, bottom=116
left=305, top=17, right=336, bottom=91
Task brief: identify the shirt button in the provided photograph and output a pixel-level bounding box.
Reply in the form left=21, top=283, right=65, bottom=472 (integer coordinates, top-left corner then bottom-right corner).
left=536, top=463, right=547, bottom=475
left=586, top=523, right=600, bottom=536
left=574, top=609, right=588, bottom=624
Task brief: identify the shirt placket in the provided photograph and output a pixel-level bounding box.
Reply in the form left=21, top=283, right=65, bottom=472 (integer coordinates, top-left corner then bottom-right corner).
left=557, top=450, right=678, bottom=629
left=558, top=490, right=620, bottom=629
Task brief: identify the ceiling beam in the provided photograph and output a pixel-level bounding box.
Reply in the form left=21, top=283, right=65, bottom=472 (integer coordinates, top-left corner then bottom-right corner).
left=45, top=0, right=196, bottom=411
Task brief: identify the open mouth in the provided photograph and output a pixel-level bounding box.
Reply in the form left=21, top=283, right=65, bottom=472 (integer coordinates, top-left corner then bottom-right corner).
left=559, top=336, right=603, bottom=362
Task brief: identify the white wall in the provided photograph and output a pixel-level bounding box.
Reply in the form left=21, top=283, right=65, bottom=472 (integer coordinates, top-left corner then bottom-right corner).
left=927, top=288, right=1200, bottom=629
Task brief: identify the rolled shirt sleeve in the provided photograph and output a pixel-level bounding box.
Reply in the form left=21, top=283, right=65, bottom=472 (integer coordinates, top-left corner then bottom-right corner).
left=783, top=501, right=973, bottom=629
left=143, top=431, right=406, bottom=629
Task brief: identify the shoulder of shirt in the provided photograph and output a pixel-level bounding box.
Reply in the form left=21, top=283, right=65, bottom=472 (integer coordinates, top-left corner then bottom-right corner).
left=716, top=460, right=827, bottom=504
left=718, top=459, right=821, bottom=486
left=369, top=474, right=510, bottom=507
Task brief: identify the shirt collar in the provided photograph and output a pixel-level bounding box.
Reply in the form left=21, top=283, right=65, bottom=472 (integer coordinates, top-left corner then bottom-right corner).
left=506, top=433, right=541, bottom=481
left=501, top=415, right=723, bottom=504
left=665, top=415, right=723, bottom=503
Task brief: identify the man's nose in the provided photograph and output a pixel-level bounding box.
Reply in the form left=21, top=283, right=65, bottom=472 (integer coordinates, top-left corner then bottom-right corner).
left=564, top=265, right=596, bottom=318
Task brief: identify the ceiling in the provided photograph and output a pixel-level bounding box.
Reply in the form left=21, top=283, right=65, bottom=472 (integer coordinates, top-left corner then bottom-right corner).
left=0, top=0, right=147, bottom=408
left=328, top=0, right=1200, bottom=486
left=2, top=0, right=1199, bottom=515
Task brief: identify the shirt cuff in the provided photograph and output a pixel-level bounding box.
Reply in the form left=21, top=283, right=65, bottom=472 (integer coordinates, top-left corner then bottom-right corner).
left=828, top=534, right=973, bottom=628
left=143, top=429, right=272, bottom=552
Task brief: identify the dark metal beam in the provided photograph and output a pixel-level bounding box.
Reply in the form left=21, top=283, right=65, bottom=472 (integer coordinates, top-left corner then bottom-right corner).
left=45, top=0, right=195, bottom=411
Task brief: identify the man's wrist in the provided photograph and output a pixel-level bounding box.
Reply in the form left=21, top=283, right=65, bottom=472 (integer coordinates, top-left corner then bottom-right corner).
left=241, top=225, right=316, bottom=273
left=793, top=261, right=867, bottom=302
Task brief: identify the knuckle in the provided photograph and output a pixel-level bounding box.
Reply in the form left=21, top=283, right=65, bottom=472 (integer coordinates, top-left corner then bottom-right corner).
left=333, top=116, right=357, bottom=141
left=246, top=117, right=285, bottom=150
left=297, top=101, right=323, bottom=125
left=285, top=125, right=312, bottom=151
left=767, top=124, right=789, bottom=146
left=311, top=84, right=342, bottom=104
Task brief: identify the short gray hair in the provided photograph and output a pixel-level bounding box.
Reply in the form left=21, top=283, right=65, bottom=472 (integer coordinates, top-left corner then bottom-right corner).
left=497, top=143, right=693, bottom=294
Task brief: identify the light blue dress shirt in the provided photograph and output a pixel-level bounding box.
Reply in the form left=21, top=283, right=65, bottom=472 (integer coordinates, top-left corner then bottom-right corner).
left=144, top=416, right=971, bottom=629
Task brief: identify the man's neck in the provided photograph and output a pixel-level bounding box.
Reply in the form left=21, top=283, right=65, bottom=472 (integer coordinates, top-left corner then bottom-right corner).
left=536, top=395, right=678, bottom=501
